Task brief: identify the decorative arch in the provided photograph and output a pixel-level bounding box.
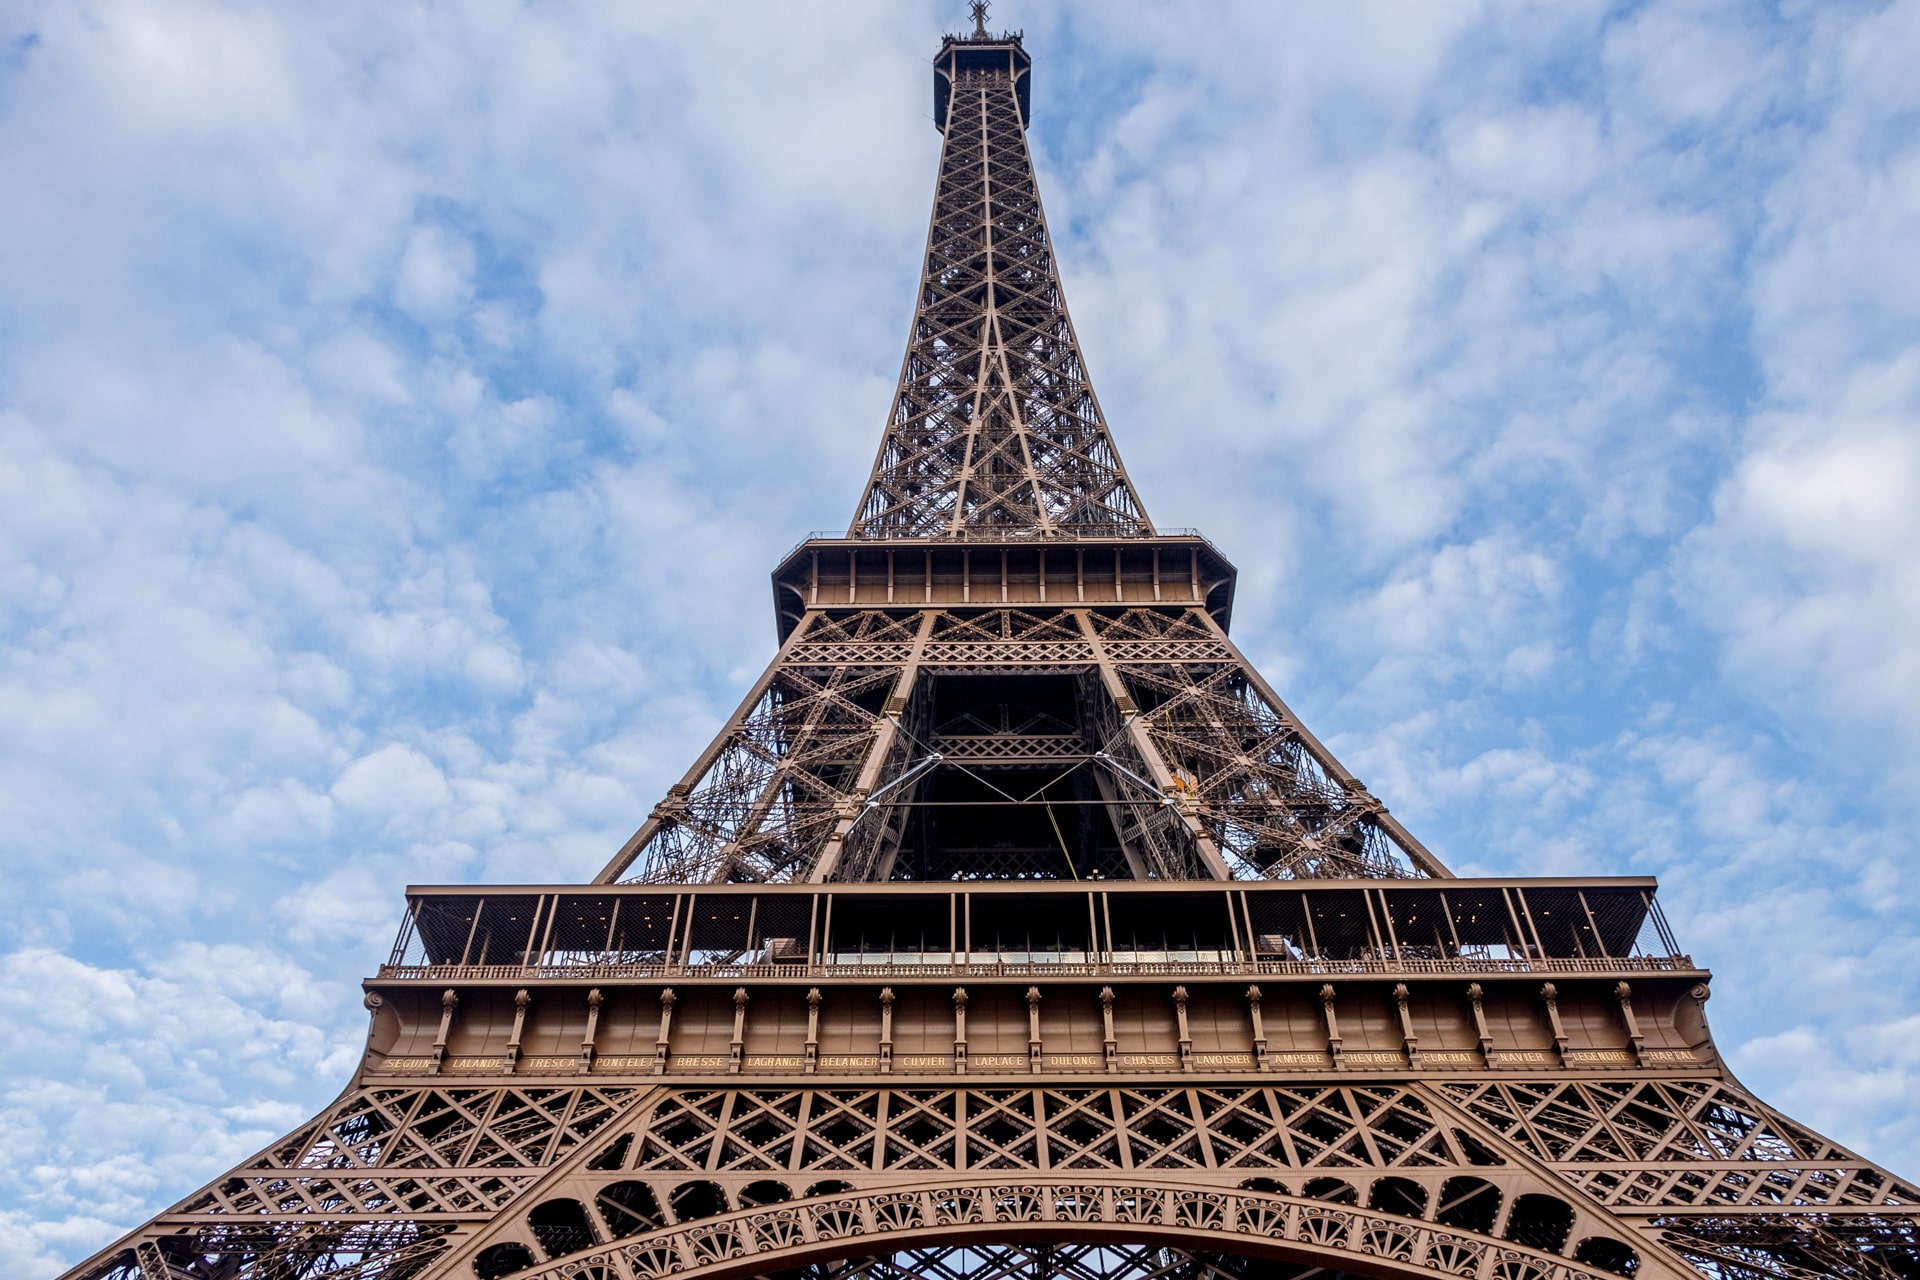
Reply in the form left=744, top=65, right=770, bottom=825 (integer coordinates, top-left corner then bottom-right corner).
left=526, top=1198, right=597, bottom=1259
left=1435, top=1175, right=1504, bottom=1235
left=1369, top=1176, right=1430, bottom=1220
left=1572, top=1235, right=1640, bottom=1276
left=594, top=1181, right=665, bottom=1239
left=473, top=1241, right=538, bottom=1279
left=471, top=1175, right=1674, bottom=1280
left=1505, top=1194, right=1578, bottom=1254
left=1302, top=1177, right=1360, bottom=1206
left=668, top=1180, right=730, bottom=1223
left=738, top=1179, right=794, bottom=1208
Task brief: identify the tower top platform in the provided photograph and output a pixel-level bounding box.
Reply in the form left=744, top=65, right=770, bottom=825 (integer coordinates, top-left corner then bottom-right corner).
left=933, top=27, right=1031, bottom=131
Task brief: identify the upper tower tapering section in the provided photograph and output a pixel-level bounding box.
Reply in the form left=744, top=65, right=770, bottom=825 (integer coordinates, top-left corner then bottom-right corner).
left=849, top=16, right=1153, bottom=541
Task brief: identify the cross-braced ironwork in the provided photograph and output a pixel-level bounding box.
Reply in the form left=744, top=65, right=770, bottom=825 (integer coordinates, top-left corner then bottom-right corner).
left=600, top=602, right=1443, bottom=886
left=852, top=26, right=1148, bottom=539
left=56, top=12, right=1919, bottom=1280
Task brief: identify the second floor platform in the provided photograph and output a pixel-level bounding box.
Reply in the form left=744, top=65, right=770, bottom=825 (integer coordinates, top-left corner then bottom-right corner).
left=379, top=876, right=1692, bottom=986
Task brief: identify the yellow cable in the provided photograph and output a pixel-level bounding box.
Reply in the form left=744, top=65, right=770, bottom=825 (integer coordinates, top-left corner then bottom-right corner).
left=1044, top=796, right=1079, bottom=881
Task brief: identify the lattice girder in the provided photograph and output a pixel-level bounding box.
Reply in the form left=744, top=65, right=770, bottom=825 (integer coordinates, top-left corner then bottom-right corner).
left=1442, top=1079, right=1920, bottom=1214
left=373, top=1068, right=1721, bottom=1279
left=1652, top=1212, right=1920, bottom=1280
left=424, top=1075, right=1920, bottom=1279
left=600, top=605, right=1439, bottom=886
left=609, top=610, right=909, bottom=885
left=435, top=1177, right=1681, bottom=1280
left=59, top=1050, right=1920, bottom=1280
left=62, top=1084, right=649, bottom=1279
left=852, top=43, right=1148, bottom=538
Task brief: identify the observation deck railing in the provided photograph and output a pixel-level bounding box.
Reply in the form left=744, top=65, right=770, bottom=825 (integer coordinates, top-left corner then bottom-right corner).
left=375, top=951, right=1698, bottom=984
left=779, top=526, right=1214, bottom=563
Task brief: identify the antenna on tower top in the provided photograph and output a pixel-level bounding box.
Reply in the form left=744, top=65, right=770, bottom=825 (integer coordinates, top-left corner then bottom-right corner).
left=970, top=0, right=990, bottom=37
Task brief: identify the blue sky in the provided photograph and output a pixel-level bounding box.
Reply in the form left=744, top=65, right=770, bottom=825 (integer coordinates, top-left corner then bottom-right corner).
left=3, top=0, right=1919, bottom=1272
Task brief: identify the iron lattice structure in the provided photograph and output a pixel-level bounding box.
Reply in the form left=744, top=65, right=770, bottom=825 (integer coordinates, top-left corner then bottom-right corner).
left=62, top=13, right=1920, bottom=1280
left=851, top=38, right=1147, bottom=539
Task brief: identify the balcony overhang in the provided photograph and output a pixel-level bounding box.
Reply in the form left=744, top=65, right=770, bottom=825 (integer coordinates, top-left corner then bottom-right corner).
left=934, top=34, right=1032, bottom=131
left=770, top=533, right=1239, bottom=640
left=380, top=874, right=1690, bottom=987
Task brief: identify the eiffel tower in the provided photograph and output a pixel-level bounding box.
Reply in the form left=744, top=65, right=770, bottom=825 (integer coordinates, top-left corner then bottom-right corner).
left=63, top=10, right=1920, bottom=1280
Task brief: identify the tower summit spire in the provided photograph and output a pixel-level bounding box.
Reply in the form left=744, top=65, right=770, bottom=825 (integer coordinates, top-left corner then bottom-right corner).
left=853, top=17, right=1147, bottom=539
left=55, top=20, right=1920, bottom=1280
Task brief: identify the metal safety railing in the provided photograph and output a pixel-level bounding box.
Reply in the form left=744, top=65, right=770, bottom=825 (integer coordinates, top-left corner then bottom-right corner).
left=375, top=951, right=1698, bottom=984
left=777, top=527, right=1215, bottom=563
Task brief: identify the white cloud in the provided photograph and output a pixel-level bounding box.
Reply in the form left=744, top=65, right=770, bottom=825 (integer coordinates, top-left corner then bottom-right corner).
left=0, top=945, right=359, bottom=1274
left=393, top=225, right=476, bottom=323
left=330, top=743, right=449, bottom=816
left=1446, top=106, right=1603, bottom=201
left=1347, top=536, right=1562, bottom=687
left=1686, top=393, right=1920, bottom=776
left=1677, top=0, right=1920, bottom=784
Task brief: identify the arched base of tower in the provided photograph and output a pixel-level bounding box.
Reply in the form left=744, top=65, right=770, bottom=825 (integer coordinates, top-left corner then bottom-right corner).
left=431, top=1176, right=1678, bottom=1280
